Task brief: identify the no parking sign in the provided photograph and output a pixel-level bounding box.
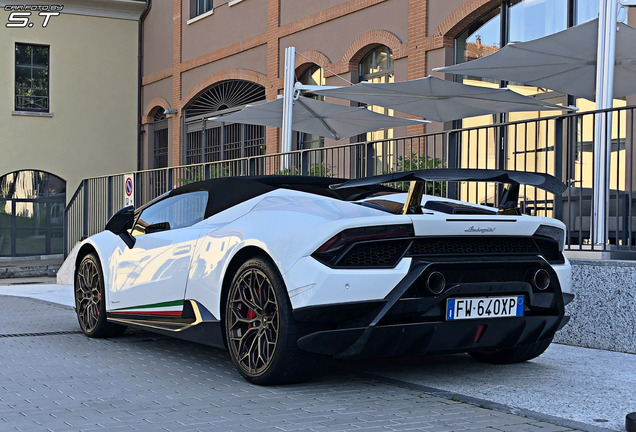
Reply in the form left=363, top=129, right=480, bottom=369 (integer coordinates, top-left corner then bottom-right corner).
left=124, top=174, right=134, bottom=207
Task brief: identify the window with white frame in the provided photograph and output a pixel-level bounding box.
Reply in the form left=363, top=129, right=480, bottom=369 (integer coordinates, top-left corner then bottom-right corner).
left=15, top=43, right=49, bottom=112
left=191, top=0, right=213, bottom=18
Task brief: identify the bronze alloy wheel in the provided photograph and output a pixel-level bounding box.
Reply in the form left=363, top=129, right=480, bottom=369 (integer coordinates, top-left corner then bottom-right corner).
left=224, top=256, right=320, bottom=385
left=74, top=253, right=126, bottom=338
left=227, top=267, right=280, bottom=376
left=75, top=255, right=102, bottom=334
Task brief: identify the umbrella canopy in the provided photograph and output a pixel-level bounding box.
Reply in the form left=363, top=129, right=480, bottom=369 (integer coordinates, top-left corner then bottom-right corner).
left=434, top=18, right=636, bottom=101
left=311, top=76, right=565, bottom=122
left=208, top=95, right=427, bottom=141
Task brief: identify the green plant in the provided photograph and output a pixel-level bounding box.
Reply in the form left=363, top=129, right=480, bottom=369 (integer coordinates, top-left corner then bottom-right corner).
left=387, top=153, right=447, bottom=197
left=178, top=167, right=205, bottom=185
left=178, top=165, right=228, bottom=185
left=273, top=167, right=300, bottom=176
left=307, top=162, right=332, bottom=177
left=396, top=153, right=444, bottom=172
left=273, top=163, right=332, bottom=177
left=208, top=164, right=230, bottom=179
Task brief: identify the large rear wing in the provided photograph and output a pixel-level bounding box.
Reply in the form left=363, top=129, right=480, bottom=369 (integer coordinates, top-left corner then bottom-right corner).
left=331, top=169, right=567, bottom=214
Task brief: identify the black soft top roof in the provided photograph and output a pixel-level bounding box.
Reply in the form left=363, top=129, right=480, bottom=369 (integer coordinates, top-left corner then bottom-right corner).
left=163, top=175, right=399, bottom=218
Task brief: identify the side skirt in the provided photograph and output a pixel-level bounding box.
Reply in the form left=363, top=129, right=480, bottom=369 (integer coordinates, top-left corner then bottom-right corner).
left=107, top=300, right=226, bottom=349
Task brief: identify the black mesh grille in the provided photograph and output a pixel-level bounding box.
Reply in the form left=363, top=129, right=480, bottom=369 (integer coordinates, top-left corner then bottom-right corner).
left=407, top=237, right=539, bottom=257
left=442, top=264, right=524, bottom=284
left=321, top=236, right=563, bottom=268
left=336, top=240, right=411, bottom=267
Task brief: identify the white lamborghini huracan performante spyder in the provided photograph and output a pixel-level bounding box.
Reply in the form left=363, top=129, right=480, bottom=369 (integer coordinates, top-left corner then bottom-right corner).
left=73, top=170, right=573, bottom=385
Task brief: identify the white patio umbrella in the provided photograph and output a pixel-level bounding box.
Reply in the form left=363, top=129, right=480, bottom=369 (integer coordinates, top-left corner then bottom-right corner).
left=434, top=18, right=636, bottom=101
left=208, top=95, right=428, bottom=141
left=310, top=76, right=566, bottom=122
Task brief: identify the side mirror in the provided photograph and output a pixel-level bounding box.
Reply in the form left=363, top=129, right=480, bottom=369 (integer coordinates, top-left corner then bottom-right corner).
left=106, top=206, right=135, bottom=234
left=105, top=206, right=136, bottom=249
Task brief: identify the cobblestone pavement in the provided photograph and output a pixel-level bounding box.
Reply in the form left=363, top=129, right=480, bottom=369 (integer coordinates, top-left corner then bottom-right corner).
left=0, top=295, right=585, bottom=432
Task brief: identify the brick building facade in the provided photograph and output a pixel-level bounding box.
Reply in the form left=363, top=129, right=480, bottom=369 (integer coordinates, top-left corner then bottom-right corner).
left=139, top=0, right=607, bottom=170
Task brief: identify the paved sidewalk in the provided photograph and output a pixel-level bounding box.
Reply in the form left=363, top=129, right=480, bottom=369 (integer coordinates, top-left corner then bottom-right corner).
left=1, top=280, right=633, bottom=431
left=0, top=293, right=588, bottom=432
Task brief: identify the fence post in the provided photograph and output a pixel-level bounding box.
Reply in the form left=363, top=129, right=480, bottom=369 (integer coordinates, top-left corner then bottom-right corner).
left=366, top=141, right=375, bottom=177
left=447, top=130, right=459, bottom=200
left=82, top=180, right=89, bottom=240
left=63, top=199, right=68, bottom=257
left=496, top=118, right=507, bottom=204
left=554, top=117, right=565, bottom=221
left=221, top=123, right=226, bottom=161
left=248, top=157, right=256, bottom=176
left=301, top=150, right=309, bottom=176
left=135, top=172, right=141, bottom=208
left=107, top=176, right=113, bottom=218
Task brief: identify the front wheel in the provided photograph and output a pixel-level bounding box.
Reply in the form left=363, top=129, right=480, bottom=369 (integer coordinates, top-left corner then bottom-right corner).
left=74, top=253, right=126, bottom=338
left=469, top=338, right=552, bottom=364
left=224, top=256, right=318, bottom=385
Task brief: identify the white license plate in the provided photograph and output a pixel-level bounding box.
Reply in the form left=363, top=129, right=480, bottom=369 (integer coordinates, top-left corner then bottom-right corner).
left=446, top=296, right=524, bottom=321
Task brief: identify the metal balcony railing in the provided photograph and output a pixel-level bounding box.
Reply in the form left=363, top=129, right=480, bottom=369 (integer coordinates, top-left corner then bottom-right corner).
left=64, top=105, right=636, bottom=258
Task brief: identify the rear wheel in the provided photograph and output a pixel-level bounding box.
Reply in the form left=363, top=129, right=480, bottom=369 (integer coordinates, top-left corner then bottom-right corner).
left=469, top=339, right=552, bottom=364
left=74, top=253, right=126, bottom=338
left=224, top=256, right=319, bottom=385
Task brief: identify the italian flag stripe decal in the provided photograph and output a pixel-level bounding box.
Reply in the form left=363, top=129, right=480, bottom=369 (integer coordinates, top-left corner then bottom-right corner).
left=111, top=300, right=184, bottom=316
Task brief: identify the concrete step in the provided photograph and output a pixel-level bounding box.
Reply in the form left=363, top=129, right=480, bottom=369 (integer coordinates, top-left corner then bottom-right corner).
left=0, top=255, right=63, bottom=279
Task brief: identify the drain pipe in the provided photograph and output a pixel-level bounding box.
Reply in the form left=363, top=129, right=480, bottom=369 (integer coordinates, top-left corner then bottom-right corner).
left=137, top=0, right=151, bottom=171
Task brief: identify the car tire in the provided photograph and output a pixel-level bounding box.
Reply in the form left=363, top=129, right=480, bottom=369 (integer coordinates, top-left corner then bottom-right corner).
left=224, top=255, right=320, bottom=385
left=74, top=253, right=126, bottom=338
left=469, top=338, right=552, bottom=364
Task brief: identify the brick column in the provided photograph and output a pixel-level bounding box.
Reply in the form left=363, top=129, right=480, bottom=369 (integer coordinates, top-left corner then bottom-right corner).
left=171, top=0, right=183, bottom=166
left=406, top=0, right=428, bottom=136
left=265, top=0, right=281, bottom=155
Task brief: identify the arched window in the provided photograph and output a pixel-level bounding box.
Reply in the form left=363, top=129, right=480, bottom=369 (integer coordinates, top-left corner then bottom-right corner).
left=184, top=80, right=266, bottom=165
left=0, top=170, right=65, bottom=256
left=359, top=45, right=393, bottom=83
left=152, top=108, right=168, bottom=169
left=297, top=65, right=325, bottom=150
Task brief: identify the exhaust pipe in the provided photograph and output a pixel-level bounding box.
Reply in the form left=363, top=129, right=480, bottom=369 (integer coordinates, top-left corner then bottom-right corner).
left=426, top=271, right=446, bottom=295
left=532, top=269, right=551, bottom=291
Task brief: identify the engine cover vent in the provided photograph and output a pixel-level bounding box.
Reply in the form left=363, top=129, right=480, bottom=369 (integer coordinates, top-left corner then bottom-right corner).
left=423, top=201, right=496, bottom=215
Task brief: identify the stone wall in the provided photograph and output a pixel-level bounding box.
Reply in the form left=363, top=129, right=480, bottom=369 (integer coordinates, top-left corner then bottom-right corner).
left=554, top=259, right=636, bottom=354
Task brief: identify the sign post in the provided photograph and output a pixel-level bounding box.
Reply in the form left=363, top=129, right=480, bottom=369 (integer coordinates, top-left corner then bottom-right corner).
left=124, top=174, right=135, bottom=207
left=280, top=46, right=296, bottom=171
left=592, top=0, right=619, bottom=246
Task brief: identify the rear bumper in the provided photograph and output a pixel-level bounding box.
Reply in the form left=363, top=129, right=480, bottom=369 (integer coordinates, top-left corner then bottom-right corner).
left=297, top=315, right=568, bottom=359
left=293, top=257, right=569, bottom=359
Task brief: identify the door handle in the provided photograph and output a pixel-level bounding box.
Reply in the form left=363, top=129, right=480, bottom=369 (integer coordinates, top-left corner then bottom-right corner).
left=173, top=245, right=191, bottom=256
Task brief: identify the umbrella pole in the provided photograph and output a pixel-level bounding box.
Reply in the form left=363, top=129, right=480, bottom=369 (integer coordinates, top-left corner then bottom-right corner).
left=281, top=46, right=296, bottom=172
left=592, top=0, right=618, bottom=246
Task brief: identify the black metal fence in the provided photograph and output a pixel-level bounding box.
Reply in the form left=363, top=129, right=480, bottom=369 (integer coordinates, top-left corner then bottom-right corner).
left=64, top=105, right=636, bottom=257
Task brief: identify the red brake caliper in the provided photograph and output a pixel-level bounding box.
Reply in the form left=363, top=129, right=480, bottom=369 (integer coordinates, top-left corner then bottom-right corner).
left=246, top=287, right=261, bottom=329
left=247, top=308, right=256, bottom=329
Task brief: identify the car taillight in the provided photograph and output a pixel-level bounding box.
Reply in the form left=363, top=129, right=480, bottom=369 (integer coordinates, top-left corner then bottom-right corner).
left=313, top=224, right=414, bottom=268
